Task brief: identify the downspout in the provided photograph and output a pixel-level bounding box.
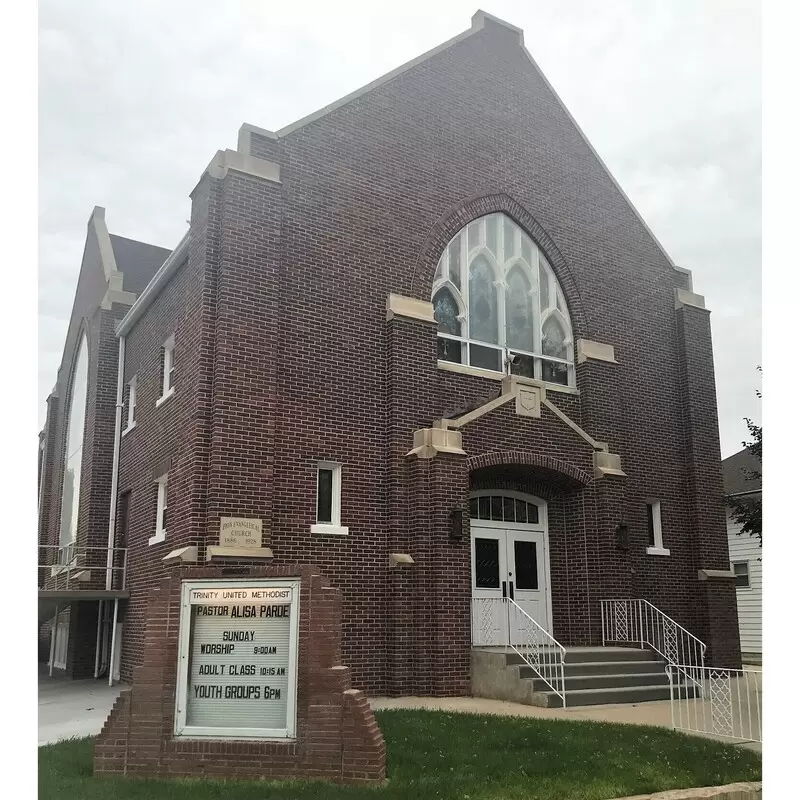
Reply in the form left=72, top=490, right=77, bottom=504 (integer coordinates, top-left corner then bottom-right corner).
left=106, top=335, right=125, bottom=590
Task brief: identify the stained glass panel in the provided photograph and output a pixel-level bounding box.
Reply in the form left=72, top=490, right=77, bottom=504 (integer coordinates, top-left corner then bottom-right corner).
left=539, top=262, right=550, bottom=311
left=468, top=221, right=479, bottom=252
left=542, top=316, right=568, bottom=359
left=542, top=360, right=569, bottom=386
left=486, top=215, right=499, bottom=258
left=433, top=288, right=461, bottom=336
left=468, top=256, right=498, bottom=344
left=448, top=240, right=461, bottom=290
left=503, top=218, right=515, bottom=259
left=505, top=267, right=534, bottom=351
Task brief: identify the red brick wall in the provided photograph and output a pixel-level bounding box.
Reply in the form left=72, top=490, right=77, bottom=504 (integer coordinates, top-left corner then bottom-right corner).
left=100, top=14, right=740, bottom=692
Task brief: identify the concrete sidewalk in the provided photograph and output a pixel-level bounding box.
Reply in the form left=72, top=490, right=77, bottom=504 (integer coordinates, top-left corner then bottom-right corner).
left=38, top=676, right=122, bottom=746
left=369, top=695, right=762, bottom=753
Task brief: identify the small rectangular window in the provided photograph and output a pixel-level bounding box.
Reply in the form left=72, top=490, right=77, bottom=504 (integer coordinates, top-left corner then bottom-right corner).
left=158, top=335, right=175, bottom=404
left=150, top=473, right=168, bottom=544
left=311, top=462, right=347, bottom=535
left=732, top=561, right=750, bottom=589
left=123, top=376, right=137, bottom=432
left=646, top=501, right=669, bottom=555
left=316, top=468, right=333, bottom=524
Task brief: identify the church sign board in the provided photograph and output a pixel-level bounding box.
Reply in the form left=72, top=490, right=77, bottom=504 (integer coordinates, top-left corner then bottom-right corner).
left=174, top=579, right=300, bottom=739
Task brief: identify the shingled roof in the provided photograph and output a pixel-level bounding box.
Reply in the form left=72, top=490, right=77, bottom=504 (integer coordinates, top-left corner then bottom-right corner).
left=109, top=234, right=172, bottom=295
left=722, top=447, right=762, bottom=497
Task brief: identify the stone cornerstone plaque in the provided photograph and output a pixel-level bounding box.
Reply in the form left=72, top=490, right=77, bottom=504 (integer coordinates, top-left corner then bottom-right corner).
left=174, top=579, right=300, bottom=738
left=219, top=517, right=263, bottom=548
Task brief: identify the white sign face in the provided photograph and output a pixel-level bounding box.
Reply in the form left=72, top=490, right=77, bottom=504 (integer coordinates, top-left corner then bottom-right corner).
left=174, top=579, right=300, bottom=739
left=219, top=517, right=263, bottom=548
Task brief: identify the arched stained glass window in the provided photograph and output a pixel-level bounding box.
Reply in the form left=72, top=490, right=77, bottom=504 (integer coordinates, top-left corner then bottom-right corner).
left=59, top=333, right=89, bottom=560
left=431, top=213, right=574, bottom=386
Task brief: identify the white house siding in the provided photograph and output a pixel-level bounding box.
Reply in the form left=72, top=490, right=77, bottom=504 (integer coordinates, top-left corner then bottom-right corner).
left=727, top=509, right=762, bottom=659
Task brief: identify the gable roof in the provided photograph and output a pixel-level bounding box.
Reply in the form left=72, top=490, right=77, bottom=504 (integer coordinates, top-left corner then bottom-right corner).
left=109, top=234, right=172, bottom=294
left=722, top=447, right=762, bottom=497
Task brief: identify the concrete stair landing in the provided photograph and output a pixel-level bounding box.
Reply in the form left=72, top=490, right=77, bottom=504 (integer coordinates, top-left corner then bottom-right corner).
left=472, top=646, right=698, bottom=708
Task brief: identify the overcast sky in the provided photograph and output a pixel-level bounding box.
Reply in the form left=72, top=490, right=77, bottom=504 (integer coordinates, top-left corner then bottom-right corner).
left=38, top=0, right=761, bottom=457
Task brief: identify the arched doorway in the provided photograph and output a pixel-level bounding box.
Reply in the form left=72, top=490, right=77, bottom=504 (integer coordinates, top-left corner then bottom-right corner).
left=470, top=490, right=552, bottom=646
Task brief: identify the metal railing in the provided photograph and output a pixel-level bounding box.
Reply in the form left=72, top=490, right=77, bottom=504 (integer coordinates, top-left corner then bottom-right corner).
left=471, top=597, right=566, bottom=707
left=507, top=599, right=566, bottom=706
left=38, top=544, right=128, bottom=592
left=668, top=664, right=762, bottom=743
left=600, top=598, right=706, bottom=690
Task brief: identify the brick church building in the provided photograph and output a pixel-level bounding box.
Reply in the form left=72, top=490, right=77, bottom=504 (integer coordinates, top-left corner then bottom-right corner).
left=38, top=10, right=740, bottom=698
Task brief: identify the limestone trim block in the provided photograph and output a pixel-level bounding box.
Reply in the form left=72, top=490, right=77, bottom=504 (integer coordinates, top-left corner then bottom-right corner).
left=674, top=288, right=707, bottom=311
left=406, top=427, right=466, bottom=459
left=577, top=338, right=618, bottom=365
left=386, top=293, right=436, bottom=323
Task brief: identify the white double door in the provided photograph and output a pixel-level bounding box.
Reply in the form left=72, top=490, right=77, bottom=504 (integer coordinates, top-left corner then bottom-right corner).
left=471, top=524, right=550, bottom=646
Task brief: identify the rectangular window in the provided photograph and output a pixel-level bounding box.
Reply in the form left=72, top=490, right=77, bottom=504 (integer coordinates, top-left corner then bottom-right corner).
left=732, top=561, right=750, bottom=589
left=311, top=462, right=348, bottom=535
left=150, top=473, right=168, bottom=544
left=123, top=376, right=137, bottom=433
left=157, top=335, right=175, bottom=405
left=646, top=501, right=670, bottom=555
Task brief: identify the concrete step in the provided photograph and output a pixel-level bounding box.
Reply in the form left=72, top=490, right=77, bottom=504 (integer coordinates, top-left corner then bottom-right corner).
left=504, top=647, right=658, bottom=667
left=534, top=683, right=699, bottom=708
left=526, top=671, right=670, bottom=692
left=561, top=660, right=667, bottom=677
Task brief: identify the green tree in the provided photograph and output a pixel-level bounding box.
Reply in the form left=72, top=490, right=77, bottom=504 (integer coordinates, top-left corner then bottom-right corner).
left=728, top=372, right=761, bottom=546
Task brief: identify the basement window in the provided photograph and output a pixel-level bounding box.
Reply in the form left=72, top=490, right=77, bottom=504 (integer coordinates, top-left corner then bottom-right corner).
left=645, top=501, right=670, bottom=556
left=311, top=462, right=348, bottom=536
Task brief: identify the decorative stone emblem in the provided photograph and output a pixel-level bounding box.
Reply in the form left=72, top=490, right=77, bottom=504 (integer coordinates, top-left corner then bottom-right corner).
left=515, top=387, right=541, bottom=418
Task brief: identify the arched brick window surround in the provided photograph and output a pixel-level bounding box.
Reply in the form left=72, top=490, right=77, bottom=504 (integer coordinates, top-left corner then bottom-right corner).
left=411, top=192, right=588, bottom=338
left=467, top=450, right=592, bottom=488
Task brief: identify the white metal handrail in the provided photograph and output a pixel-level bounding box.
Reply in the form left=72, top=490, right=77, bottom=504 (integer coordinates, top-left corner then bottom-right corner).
left=507, top=599, right=567, bottom=706
left=668, top=664, right=762, bottom=743
left=600, top=598, right=706, bottom=690
left=38, top=544, right=128, bottom=592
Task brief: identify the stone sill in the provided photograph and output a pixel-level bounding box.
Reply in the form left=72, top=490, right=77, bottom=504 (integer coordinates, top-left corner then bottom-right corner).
left=436, top=360, right=580, bottom=395
left=205, top=546, right=274, bottom=561
left=310, top=524, right=349, bottom=536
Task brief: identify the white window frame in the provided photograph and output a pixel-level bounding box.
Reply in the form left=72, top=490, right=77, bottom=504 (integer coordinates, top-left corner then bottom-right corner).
left=732, top=560, right=751, bottom=590
left=431, top=213, right=575, bottom=389
left=645, top=500, right=670, bottom=556
left=122, top=375, right=137, bottom=435
left=149, top=472, right=168, bottom=545
left=156, top=334, right=175, bottom=406
left=310, top=461, right=348, bottom=535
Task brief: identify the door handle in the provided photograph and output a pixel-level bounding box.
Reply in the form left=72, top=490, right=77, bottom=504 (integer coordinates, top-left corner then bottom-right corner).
left=501, top=581, right=507, bottom=599
left=509, top=581, right=515, bottom=601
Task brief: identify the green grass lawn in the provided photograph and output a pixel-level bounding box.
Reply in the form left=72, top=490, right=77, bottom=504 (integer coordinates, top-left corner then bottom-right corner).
left=38, top=709, right=761, bottom=800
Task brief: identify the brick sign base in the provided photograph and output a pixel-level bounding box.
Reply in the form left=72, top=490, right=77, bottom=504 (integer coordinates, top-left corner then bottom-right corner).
left=94, top=565, right=386, bottom=784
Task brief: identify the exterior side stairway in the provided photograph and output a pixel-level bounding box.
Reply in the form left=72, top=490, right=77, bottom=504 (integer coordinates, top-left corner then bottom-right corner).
left=472, top=646, right=699, bottom=708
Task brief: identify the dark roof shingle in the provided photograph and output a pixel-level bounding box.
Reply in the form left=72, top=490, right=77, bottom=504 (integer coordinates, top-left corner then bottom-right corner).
left=722, top=447, right=761, bottom=496
left=109, top=234, right=172, bottom=295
